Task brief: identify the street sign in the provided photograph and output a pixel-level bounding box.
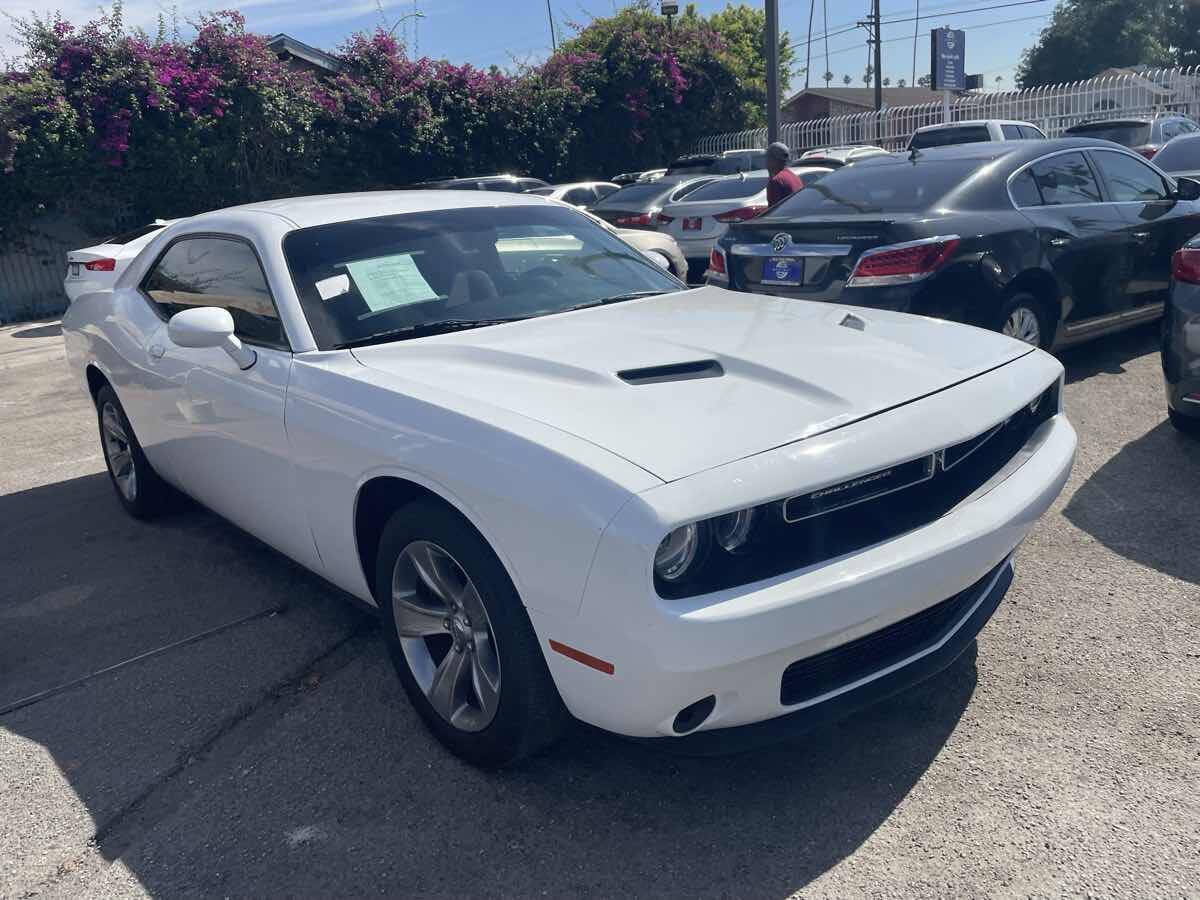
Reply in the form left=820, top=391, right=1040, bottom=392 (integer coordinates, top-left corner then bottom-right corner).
left=930, top=27, right=966, bottom=92
left=661, top=1, right=679, bottom=15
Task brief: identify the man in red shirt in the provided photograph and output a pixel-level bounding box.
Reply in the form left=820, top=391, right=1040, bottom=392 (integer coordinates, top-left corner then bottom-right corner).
left=765, top=142, right=802, bottom=207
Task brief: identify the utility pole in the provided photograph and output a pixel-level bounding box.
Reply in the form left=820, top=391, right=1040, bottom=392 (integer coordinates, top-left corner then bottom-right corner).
left=766, top=0, right=780, bottom=144
left=546, top=0, right=557, bottom=51
left=872, top=0, right=882, bottom=113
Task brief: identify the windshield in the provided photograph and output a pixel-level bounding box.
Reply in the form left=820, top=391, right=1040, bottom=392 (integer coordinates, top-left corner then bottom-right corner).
left=283, top=205, right=683, bottom=350
left=683, top=174, right=770, bottom=202
left=1152, top=134, right=1200, bottom=172
left=909, top=126, right=991, bottom=149
left=1067, top=121, right=1151, bottom=147
left=764, top=160, right=980, bottom=216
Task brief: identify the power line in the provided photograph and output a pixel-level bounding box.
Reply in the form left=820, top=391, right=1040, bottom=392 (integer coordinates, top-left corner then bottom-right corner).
left=818, top=12, right=1051, bottom=65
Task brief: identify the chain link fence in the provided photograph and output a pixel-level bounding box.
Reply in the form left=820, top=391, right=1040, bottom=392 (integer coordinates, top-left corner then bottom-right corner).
left=695, top=66, right=1200, bottom=155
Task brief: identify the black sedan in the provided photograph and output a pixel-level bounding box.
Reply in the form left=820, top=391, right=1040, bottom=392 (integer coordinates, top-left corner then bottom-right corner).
left=709, top=138, right=1200, bottom=349
left=1162, top=237, right=1200, bottom=434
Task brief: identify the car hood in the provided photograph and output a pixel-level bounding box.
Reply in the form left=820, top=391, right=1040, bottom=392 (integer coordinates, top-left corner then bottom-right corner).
left=351, top=287, right=1033, bottom=482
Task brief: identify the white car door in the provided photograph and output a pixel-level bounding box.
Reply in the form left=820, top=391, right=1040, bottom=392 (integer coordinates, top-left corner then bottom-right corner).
left=135, top=235, right=319, bottom=569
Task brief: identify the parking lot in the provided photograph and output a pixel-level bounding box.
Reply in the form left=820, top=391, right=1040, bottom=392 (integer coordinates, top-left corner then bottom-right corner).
left=1, top=316, right=1198, bottom=898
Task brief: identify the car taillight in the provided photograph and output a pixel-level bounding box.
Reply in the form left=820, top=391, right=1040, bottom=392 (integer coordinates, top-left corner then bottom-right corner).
left=83, top=258, right=116, bottom=271
left=614, top=213, right=653, bottom=227
left=1172, top=248, right=1200, bottom=284
left=707, top=248, right=727, bottom=277
left=655, top=212, right=674, bottom=225
left=846, top=236, right=961, bottom=287
left=1137, top=146, right=1158, bottom=159
left=714, top=205, right=768, bottom=223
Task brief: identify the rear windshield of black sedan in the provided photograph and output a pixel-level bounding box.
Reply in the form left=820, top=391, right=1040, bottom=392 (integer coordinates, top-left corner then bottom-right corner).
left=1065, top=121, right=1151, bottom=147
left=283, top=205, right=683, bottom=350
left=763, top=159, right=983, bottom=216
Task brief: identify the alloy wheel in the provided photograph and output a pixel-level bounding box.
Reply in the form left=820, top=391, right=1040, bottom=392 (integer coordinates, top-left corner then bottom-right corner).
left=392, top=540, right=501, bottom=732
left=100, top=401, right=137, bottom=502
left=1002, top=306, right=1042, bottom=347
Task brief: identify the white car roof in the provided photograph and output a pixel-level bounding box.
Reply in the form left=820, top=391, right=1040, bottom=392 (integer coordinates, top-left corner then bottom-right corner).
left=190, top=189, right=550, bottom=230
left=914, top=119, right=1040, bottom=131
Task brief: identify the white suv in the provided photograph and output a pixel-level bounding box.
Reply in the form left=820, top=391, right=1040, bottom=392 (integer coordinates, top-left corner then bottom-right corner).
left=907, top=120, right=1046, bottom=151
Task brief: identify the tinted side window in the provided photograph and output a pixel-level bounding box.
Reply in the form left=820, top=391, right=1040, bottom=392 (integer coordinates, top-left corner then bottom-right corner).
left=1152, top=134, right=1200, bottom=172
left=1029, top=152, right=1101, bottom=205
left=1002, top=125, right=1022, bottom=140
left=1018, top=125, right=1045, bottom=140
left=143, top=238, right=285, bottom=348
left=1009, top=169, right=1043, bottom=207
left=563, top=187, right=594, bottom=205
left=1091, top=150, right=1169, bottom=201
left=595, top=183, right=618, bottom=200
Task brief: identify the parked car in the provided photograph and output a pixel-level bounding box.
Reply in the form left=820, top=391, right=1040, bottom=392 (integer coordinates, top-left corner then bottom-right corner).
left=408, top=174, right=549, bottom=192
left=665, top=148, right=770, bottom=177
left=907, top=119, right=1046, bottom=150
left=64, top=220, right=178, bottom=302
left=709, top=138, right=1200, bottom=349
left=1064, top=113, right=1200, bottom=159
left=1162, top=237, right=1200, bottom=434
left=554, top=200, right=689, bottom=280
left=1148, top=132, right=1200, bottom=180
left=525, top=181, right=620, bottom=207
left=797, top=145, right=890, bottom=168
left=589, top=176, right=716, bottom=230
left=61, top=190, right=1075, bottom=765
left=656, top=167, right=831, bottom=281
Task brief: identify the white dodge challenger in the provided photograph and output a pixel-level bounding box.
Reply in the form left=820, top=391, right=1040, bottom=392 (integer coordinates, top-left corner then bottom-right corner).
left=62, top=191, right=1076, bottom=766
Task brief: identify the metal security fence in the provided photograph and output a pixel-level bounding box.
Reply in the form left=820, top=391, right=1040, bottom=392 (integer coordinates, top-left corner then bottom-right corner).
left=696, top=66, right=1200, bottom=155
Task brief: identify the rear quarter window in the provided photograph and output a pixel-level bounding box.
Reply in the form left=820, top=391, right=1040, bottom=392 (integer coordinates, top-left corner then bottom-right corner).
left=909, top=126, right=991, bottom=149
left=767, top=160, right=982, bottom=216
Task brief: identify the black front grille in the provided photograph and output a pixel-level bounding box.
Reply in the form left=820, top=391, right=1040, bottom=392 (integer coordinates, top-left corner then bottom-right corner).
left=657, top=380, right=1058, bottom=599
left=779, top=559, right=1006, bottom=706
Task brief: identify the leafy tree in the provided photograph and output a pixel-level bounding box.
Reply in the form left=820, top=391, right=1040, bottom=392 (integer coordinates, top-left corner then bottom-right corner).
left=882, top=76, right=890, bottom=86
left=897, top=77, right=906, bottom=87
left=1016, top=0, right=1176, bottom=87
left=916, top=74, right=931, bottom=87
left=823, top=70, right=833, bottom=85
left=862, top=65, right=873, bottom=85
left=842, top=74, right=852, bottom=85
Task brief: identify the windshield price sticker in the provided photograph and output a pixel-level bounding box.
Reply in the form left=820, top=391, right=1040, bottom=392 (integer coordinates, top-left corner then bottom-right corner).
left=345, top=254, right=439, bottom=312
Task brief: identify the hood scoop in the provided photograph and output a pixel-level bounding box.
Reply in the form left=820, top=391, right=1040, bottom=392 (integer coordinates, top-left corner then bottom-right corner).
left=617, top=359, right=724, bottom=385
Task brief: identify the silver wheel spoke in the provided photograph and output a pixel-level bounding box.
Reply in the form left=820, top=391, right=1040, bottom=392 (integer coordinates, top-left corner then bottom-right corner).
left=393, top=596, right=451, bottom=637
left=428, top=645, right=472, bottom=725
left=1004, top=308, right=1040, bottom=346
left=100, top=402, right=137, bottom=501
left=392, top=539, right=503, bottom=733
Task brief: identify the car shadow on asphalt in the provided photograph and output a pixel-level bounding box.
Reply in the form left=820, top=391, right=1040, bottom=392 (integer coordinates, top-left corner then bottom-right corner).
left=10, top=322, right=63, bottom=339
left=0, top=471, right=980, bottom=896
left=1063, top=419, right=1200, bottom=586
left=1059, top=321, right=1160, bottom=384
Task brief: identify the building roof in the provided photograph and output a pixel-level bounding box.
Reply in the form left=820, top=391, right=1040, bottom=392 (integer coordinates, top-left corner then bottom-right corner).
left=784, top=86, right=946, bottom=110
left=267, top=34, right=342, bottom=74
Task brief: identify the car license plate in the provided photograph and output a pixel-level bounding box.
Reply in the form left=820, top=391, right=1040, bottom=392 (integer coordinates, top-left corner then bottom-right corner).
left=683, top=217, right=702, bottom=231
left=762, top=256, right=805, bottom=285
left=70, top=263, right=80, bottom=277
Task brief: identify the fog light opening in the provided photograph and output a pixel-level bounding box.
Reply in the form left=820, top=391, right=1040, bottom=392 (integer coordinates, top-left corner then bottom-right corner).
left=672, top=695, right=717, bottom=734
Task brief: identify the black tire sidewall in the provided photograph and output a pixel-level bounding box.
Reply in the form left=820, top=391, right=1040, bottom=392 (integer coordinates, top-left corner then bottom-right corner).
left=95, top=385, right=165, bottom=519
left=998, top=293, right=1053, bottom=350
left=375, top=499, right=566, bottom=767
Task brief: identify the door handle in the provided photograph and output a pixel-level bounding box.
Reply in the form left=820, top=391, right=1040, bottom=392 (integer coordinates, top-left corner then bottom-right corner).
left=1049, top=237, right=1072, bottom=247
left=148, top=344, right=165, bottom=359
left=1132, top=231, right=1151, bottom=241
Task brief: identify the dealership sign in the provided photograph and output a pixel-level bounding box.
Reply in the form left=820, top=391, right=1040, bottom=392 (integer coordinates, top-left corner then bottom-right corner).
left=930, top=27, right=966, bottom=91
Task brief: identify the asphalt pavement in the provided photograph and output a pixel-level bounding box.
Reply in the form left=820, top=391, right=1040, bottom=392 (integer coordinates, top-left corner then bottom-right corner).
left=1, top=318, right=1197, bottom=898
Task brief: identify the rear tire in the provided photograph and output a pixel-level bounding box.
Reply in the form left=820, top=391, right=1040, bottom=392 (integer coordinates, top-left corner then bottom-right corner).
left=998, top=293, right=1053, bottom=350
left=95, top=385, right=172, bottom=519
left=1168, top=406, right=1200, bottom=436
left=376, top=498, right=568, bottom=767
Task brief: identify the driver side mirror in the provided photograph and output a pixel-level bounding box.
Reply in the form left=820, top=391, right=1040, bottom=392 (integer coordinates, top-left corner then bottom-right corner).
left=167, top=307, right=257, bottom=369
left=1176, top=176, right=1200, bottom=201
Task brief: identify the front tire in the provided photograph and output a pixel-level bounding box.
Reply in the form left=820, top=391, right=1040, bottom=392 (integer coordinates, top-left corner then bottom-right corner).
left=95, top=385, right=172, bottom=519
left=998, top=293, right=1053, bottom=350
left=1168, top=405, right=1200, bottom=436
left=376, top=499, right=567, bottom=767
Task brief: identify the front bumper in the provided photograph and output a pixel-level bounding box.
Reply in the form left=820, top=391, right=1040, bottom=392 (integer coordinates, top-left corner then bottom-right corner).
left=532, top=352, right=1075, bottom=740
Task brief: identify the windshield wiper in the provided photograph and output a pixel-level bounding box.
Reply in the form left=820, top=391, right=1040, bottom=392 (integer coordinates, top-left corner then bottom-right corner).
left=334, top=317, right=528, bottom=349
left=559, top=290, right=668, bottom=314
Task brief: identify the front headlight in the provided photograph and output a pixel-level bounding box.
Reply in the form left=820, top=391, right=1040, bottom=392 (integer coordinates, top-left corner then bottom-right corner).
left=654, top=523, right=704, bottom=582
left=654, top=504, right=762, bottom=586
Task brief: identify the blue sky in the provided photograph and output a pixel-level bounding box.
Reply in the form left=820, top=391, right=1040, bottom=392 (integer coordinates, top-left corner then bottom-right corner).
left=1, top=0, right=1058, bottom=89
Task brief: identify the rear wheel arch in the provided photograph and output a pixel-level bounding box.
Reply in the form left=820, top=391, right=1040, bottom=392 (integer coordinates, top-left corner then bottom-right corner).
left=1004, top=269, right=1062, bottom=327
